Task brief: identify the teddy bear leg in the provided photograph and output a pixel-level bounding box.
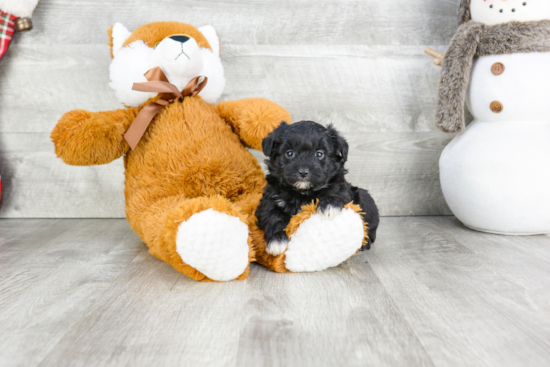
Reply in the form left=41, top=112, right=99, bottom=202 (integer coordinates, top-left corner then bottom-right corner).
left=252, top=203, right=367, bottom=273
left=137, top=195, right=252, bottom=281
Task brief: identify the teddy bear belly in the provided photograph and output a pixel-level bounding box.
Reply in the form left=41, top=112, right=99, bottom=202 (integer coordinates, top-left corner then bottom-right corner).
left=439, top=120, right=550, bottom=234
left=125, top=146, right=265, bottom=202
left=123, top=101, right=266, bottom=211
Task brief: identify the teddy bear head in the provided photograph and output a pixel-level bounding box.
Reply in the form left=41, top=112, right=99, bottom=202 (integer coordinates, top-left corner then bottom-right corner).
left=460, top=0, right=550, bottom=25
left=107, top=21, right=225, bottom=107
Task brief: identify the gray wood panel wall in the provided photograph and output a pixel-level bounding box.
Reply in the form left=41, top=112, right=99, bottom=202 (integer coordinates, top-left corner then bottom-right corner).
left=0, top=0, right=462, bottom=218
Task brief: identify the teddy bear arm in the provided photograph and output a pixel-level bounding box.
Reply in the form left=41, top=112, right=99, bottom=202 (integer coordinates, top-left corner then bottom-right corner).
left=51, top=107, right=138, bottom=165
left=216, top=98, right=291, bottom=151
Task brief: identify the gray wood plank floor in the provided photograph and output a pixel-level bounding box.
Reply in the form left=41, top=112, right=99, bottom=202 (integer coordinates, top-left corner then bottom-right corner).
left=1, top=217, right=549, bottom=367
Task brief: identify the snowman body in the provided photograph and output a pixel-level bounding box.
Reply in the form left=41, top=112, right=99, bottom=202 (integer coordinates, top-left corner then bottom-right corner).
left=439, top=53, right=550, bottom=234
left=438, top=0, right=550, bottom=234
left=440, top=53, right=550, bottom=234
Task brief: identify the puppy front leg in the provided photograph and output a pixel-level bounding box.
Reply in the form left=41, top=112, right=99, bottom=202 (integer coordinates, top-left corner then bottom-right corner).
left=317, top=182, right=353, bottom=218
left=317, top=196, right=346, bottom=218
left=255, top=193, right=291, bottom=256
left=264, top=218, right=290, bottom=256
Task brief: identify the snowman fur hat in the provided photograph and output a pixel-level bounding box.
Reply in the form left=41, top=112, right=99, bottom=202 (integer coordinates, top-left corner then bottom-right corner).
left=458, top=0, right=471, bottom=25
left=435, top=1, right=550, bottom=132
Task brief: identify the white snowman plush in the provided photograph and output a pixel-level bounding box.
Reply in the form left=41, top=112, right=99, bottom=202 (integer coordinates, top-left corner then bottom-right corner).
left=430, top=0, right=550, bottom=235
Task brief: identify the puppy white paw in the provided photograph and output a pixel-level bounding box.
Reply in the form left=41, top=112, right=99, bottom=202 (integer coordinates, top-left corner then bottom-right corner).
left=266, top=239, right=288, bottom=256
left=318, top=205, right=342, bottom=219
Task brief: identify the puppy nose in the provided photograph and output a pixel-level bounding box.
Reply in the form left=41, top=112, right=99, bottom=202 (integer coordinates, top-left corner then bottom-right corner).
left=299, top=169, right=309, bottom=178
left=169, top=35, right=190, bottom=43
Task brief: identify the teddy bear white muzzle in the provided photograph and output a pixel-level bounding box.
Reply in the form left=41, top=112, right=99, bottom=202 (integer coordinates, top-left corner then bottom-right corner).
left=151, top=35, right=204, bottom=79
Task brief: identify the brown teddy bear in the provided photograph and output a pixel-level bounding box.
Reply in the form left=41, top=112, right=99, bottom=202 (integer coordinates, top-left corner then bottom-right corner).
left=51, top=21, right=367, bottom=281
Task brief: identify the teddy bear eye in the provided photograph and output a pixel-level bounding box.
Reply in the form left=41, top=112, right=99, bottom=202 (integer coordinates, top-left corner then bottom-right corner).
left=315, top=150, right=325, bottom=159
left=286, top=150, right=295, bottom=158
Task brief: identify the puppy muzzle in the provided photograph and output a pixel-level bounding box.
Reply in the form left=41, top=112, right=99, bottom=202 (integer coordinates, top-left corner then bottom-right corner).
left=293, top=180, right=312, bottom=190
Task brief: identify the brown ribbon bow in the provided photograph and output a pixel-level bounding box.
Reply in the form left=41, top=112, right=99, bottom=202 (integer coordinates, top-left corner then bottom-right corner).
left=124, top=67, right=208, bottom=149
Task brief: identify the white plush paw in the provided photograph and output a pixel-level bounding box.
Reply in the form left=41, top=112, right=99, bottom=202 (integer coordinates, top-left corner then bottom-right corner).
left=176, top=209, right=249, bottom=281
left=284, top=208, right=364, bottom=272
left=318, top=205, right=342, bottom=219
left=266, top=239, right=288, bottom=256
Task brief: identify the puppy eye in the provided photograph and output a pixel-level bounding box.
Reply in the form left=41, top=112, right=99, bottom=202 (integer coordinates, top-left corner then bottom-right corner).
left=286, top=150, right=295, bottom=158
left=315, top=150, right=325, bottom=159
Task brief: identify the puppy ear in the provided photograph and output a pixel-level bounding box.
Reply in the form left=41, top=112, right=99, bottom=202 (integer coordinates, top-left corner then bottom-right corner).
left=326, top=124, right=349, bottom=162
left=262, top=121, right=288, bottom=156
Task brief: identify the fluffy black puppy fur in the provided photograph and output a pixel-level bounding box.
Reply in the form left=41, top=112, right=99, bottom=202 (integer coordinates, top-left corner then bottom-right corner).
left=255, top=121, right=379, bottom=256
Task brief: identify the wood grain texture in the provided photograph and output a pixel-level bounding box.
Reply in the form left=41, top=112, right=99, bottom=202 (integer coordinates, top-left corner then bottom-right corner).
left=0, top=0, right=461, bottom=218
left=0, top=132, right=452, bottom=218
left=0, top=44, right=442, bottom=133
left=0, top=219, right=142, bottom=366
left=0, top=133, right=126, bottom=218
left=368, top=217, right=550, bottom=367
left=19, top=0, right=460, bottom=46
left=1, top=217, right=549, bottom=366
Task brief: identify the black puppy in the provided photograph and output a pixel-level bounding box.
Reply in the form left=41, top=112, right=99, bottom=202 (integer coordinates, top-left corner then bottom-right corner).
left=255, top=121, right=379, bottom=256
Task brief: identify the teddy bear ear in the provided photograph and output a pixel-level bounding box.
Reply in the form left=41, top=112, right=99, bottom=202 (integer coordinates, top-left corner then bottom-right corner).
left=198, top=25, right=220, bottom=55
left=107, top=22, right=132, bottom=58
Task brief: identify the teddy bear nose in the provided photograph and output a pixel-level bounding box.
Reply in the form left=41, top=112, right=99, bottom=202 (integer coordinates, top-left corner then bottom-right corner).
left=169, top=35, right=190, bottom=43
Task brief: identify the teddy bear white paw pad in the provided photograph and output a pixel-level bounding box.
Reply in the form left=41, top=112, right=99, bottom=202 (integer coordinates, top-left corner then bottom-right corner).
left=284, top=208, right=364, bottom=272
left=176, top=209, right=249, bottom=281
